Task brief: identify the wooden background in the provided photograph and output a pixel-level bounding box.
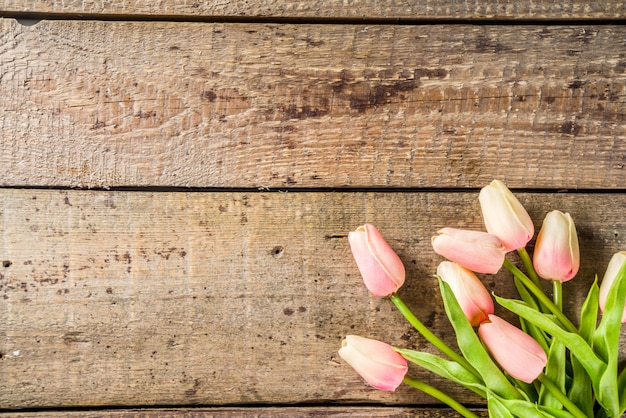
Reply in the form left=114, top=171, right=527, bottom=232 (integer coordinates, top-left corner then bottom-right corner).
left=1, top=2, right=625, bottom=417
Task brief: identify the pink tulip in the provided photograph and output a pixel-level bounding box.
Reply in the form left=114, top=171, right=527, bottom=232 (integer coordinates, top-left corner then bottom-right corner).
left=533, top=210, right=580, bottom=282
left=479, top=180, right=534, bottom=252
left=437, top=261, right=494, bottom=326
left=478, top=314, right=547, bottom=383
left=599, top=251, right=626, bottom=323
left=348, top=224, right=405, bottom=297
left=338, top=335, right=408, bottom=391
left=431, top=228, right=506, bottom=274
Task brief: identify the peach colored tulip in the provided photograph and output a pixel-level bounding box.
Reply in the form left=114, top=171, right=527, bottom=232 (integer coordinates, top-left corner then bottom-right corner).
left=338, top=335, right=408, bottom=391
left=348, top=224, right=405, bottom=297
left=437, top=261, right=494, bottom=326
left=478, top=314, right=547, bottom=383
left=533, top=210, right=580, bottom=282
left=479, top=180, right=534, bottom=252
left=599, top=251, right=626, bottom=322
left=431, top=228, right=506, bottom=274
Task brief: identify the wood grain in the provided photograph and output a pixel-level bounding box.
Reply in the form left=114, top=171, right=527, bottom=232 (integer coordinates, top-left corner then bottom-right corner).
left=1, top=406, right=488, bottom=417
left=0, top=0, right=624, bottom=21
left=2, top=19, right=626, bottom=189
left=1, top=189, right=624, bottom=409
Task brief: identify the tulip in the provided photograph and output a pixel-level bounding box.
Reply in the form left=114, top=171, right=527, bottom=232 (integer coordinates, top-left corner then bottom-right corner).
left=479, top=180, right=534, bottom=252
left=348, top=224, right=405, bottom=297
left=437, top=261, right=494, bottom=326
left=533, top=210, right=580, bottom=282
left=338, top=335, right=408, bottom=391
left=478, top=314, right=547, bottom=383
left=599, top=251, right=626, bottom=322
left=431, top=228, right=506, bottom=274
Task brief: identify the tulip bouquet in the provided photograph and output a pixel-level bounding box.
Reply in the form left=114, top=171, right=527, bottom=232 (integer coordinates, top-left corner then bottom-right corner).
left=338, top=180, right=626, bottom=417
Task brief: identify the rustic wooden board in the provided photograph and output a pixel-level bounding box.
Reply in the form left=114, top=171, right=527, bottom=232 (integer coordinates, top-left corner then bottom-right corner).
left=0, top=0, right=624, bottom=21
left=1, top=18, right=626, bottom=189
left=1, top=406, right=488, bottom=417
left=1, top=190, right=624, bottom=409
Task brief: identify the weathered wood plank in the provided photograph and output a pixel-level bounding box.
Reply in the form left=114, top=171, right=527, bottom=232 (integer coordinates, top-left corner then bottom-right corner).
left=1, top=190, right=624, bottom=408
left=1, top=19, right=626, bottom=189
left=0, top=0, right=624, bottom=21
left=1, top=406, right=489, bottom=417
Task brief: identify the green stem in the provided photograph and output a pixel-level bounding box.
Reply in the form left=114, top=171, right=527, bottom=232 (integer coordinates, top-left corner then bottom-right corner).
left=517, top=247, right=542, bottom=287
left=537, top=373, right=589, bottom=418
left=553, top=280, right=563, bottom=311
left=503, top=260, right=578, bottom=333
left=390, top=293, right=479, bottom=378
left=403, top=376, right=481, bottom=418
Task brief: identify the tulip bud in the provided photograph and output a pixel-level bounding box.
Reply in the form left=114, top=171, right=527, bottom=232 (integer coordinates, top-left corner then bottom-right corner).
left=348, top=224, right=405, bottom=297
left=479, top=180, right=534, bottom=252
left=431, top=228, right=506, bottom=274
left=599, top=251, right=626, bottom=323
left=533, top=210, right=580, bottom=282
left=437, top=261, right=494, bottom=326
left=478, top=314, right=547, bottom=383
left=338, top=335, right=408, bottom=391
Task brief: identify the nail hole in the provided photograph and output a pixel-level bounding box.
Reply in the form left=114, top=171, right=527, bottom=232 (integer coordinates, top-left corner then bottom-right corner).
left=271, top=246, right=284, bottom=258
left=17, top=19, right=42, bottom=27
left=0, top=353, right=4, bottom=361
left=2, top=261, right=12, bottom=268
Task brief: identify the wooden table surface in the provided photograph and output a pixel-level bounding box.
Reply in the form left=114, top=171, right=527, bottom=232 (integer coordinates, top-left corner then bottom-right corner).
left=1, top=2, right=625, bottom=417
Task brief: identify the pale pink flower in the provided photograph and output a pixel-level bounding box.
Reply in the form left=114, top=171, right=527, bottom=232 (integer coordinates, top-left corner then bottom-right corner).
left=338, top=335, right=408, bottom=391
left=478, top=314, right=547, bottom=383
left=432, top=228, right=506, bottom=274
left=437, top=261, right=494, bottom=326
left=533, top=210, right=580, bottom=282
left=479, top=180, right=534, bottom=252
left=348, top=224, right=405, bottom=297
left=599, top=251, right=626, bottom=323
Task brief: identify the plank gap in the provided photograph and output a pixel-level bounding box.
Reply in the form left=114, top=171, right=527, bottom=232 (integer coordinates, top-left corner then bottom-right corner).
left=0, top=406, right=490, bottom=418
left=3, top=185, right=626, bottom=194
left=3, top=11, right=626, bottom=26
left=0, top=404, right=490, bottom=415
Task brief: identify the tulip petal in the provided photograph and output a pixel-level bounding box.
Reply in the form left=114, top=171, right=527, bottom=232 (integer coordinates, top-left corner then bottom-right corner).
left=363, top=224, right=405, bottom=288
left=533, top=211, right=579, bottom=282
left=339, top=335, right=408, bottom=391
left=479, top=180, right=534, bottom=252
left=437, top=261, right=494, bottom=326
left=599, top=251, right=626, bottom=322
left=432, top=228, right=506, bottom=274
left=348, top=225, right=405, bottom=297
left=478, top=315, right=547, bottom=383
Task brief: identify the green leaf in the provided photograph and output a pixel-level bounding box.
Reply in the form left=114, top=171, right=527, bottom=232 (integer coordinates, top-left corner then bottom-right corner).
left=495, top=296, right=605, bottom=371
left=396, top=348, right=486, bottom=398
left=578, top=276, right=599, bottom=344
left=596, top=409, right=610, bottom=418
left=598, top=363, right=619, bottom=418
left=513, top=276, right=551, bottom=353
left=513, top=275, right=541, bottom=310
left=487, top=394, right=516, bottom=418
left=569, top=356, right=594, bottom=417
left=568, top=278, right=598, bottom=417
left=594, top=262, right=626, bottom=361
left=536, top=407, right=578, bottom=418
left=439, top=279, right=522, bottom=400
left=402, top=376, right=482, bottom=418
left=488, top=390, right=576, bottom=418
left=539, top=339, right=566, bottom=410
left=494, top=295, right=608, bottom=408
left=618, top=367, right=626, bottom=414
left=556, top=276, right=599, bottom=416
left=514, top=380, right=537, bottom=403
left=593, top=262, right=626, bottom=417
